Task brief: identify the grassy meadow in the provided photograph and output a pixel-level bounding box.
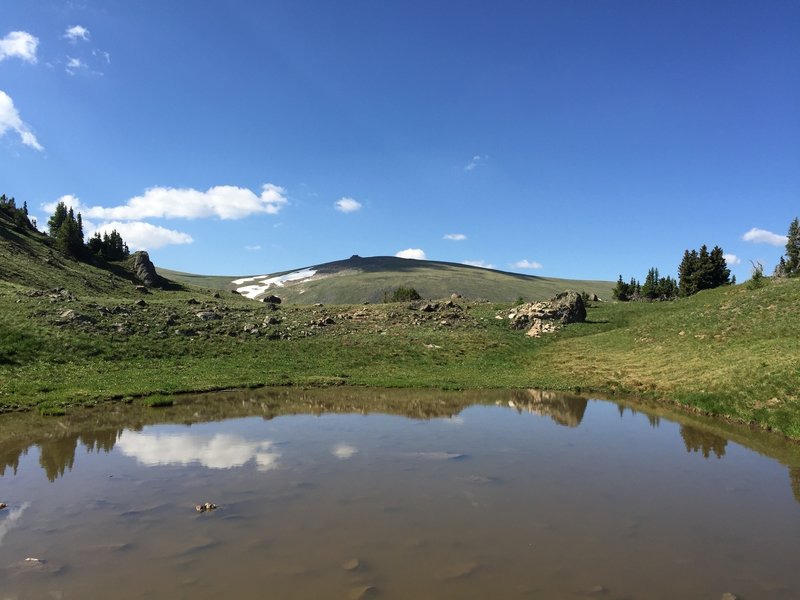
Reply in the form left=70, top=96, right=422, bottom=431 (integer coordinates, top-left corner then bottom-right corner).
left=1, top=263, right=799, bottom=436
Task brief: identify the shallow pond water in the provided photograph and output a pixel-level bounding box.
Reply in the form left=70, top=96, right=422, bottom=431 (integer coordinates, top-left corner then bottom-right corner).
left=1, top=388, right=799, bottom=599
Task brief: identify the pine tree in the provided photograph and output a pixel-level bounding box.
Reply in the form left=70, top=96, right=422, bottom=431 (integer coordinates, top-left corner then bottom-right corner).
left=679, top=249, right=699, bottom=296
left=786, top=217, right=800, bottom=276
left=708, top=246, right=731, bottom=287
left=613, top=275, right=629, bottom=301
left=48, top=202, right=68, bottom=237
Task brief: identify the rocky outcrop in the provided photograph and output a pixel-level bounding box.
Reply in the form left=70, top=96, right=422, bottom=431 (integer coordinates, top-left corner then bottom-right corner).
left=131, top=251, right=160, bottom=288
left=504, top=290, right=586, bottom=338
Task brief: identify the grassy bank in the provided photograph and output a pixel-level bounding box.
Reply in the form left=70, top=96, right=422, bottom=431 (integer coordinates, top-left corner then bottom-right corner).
left=1, top=273, right=799, bottom=437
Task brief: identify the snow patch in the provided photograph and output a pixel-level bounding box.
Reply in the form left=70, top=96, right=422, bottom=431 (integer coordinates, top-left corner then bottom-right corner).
left=233, top=269, right=317, bottom=299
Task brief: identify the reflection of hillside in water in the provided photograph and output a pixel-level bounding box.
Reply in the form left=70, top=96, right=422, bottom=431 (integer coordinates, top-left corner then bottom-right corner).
left=1, top=387, right=800, bottom=507
left=507, top=389, right=588, bottom=427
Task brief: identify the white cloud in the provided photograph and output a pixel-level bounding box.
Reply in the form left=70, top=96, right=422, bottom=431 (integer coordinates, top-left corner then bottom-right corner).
left=245, top=244, right=262, bottom=251
left=395, top=248, right=426, bottom=260
left=723, top=253, right=741, bottom=266
left=332, top=444, right=358, bottom=459
left=335, top=197, right=362, bottom=213
left=64, top=25, right=90, bottom=42
left=742, top=227, right=787, bottom=247
left=0, top=31, right=38, bottom=63
left=464, top=154, right=487, bottom=171
left=0, top=502, right=30, bottom=547
left=117, top=431, right=280, bottom=471
left=43, top=194, right=83, bottom=214
left=512, top=259, right=543, bottom=270
left=463, top=260, right=495, bottom=269
left=65, top=56, right=87, bottom=75
left=91, top=221, right=193, bottom=250
left=444, top=233, right=466, bottom=241
left=81, top=184, right=288, bottom=221
left=0, top=90, right=43, bottom=150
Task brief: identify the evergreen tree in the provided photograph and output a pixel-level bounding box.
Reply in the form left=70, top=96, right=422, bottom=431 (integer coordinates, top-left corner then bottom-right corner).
left=48, top=202, right=68, bottom=237
left=613, top=275, right=630, bottom=301
left=786, top=217, right=800, bottom=276
left=679, top=249, right=699, bottom=296
left=708, top=246, right=731, bottom=287
left=679, top=245, right=730, bottom=296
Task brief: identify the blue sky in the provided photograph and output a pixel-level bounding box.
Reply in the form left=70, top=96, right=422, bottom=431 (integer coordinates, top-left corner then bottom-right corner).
left=1, top=1, right=798, bottom=281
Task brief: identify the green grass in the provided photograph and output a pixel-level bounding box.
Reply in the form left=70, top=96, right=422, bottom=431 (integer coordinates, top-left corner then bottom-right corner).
left=1, top=216, right=799, bottom=438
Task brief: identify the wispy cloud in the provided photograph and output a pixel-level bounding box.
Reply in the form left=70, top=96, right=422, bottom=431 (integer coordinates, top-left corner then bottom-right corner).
left=464, top=154, right=487, bottom=171
left=65, top=56, right=86, bottom=75
left=0, top=31, right=38, bottom=63
left=335, top=197, right=362, bottom=213
left=512, top=259, right=543, bottom=270
left=463, top=260, right=495, bottom=269
left=244, top=245, right=262, bottom=251
left=64, top=25, right=90, bottom=42
left=723, top=253, right=741, bottom=266
left=742, top=227, right=787, bottom=247
left=396, top=248, right=426, bottom=260
left=91, top=221, right=193, bottom=250
left=0, top=90, right=43, bottom=150
left=443, top=233, right=466, bottom=241
left=62, top=184, right=288, bottom=221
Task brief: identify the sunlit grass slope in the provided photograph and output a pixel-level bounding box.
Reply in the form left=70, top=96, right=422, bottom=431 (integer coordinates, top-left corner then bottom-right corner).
left=1, top=215, right=799, bottom=438
left=159, top=255, right=616, bottom=304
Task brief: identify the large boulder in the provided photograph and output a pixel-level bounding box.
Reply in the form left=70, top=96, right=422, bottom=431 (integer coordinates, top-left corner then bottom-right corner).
left=505, top=290, right=586, bottom=337
left=131, top=251, right=160, bottom=288
left=549, top=290, right=586, bottom=323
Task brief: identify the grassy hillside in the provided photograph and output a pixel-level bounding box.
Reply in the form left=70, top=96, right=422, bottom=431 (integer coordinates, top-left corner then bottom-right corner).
left=1, top=216, right=799, bottom=438
left=160, top=255, right=616, bottom=304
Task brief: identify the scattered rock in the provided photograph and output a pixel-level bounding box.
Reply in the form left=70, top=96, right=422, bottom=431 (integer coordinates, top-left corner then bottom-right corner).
left=212, top=292, right=221, bottom=298
left=195, top=502, right=217, bottom=513
left=187, top=298, right=200, bottom=305
left=263, top=315, right=282, bottom=326
left=58, top=309, right=95, bottom=324
left=421, top=302, right=439, bottom=312
left=262, top=295, right=282, bottom=304
left=451, top=293, right=462, bottom=299
left=195, top=311, right=220, bottom=321
left=133, top=299, right=147, bottom=307
left=135, top=285, right=149, bottom=294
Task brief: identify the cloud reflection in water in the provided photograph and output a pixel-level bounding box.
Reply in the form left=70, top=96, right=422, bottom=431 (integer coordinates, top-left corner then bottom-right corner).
left=117, top=432, right=281, bottom=471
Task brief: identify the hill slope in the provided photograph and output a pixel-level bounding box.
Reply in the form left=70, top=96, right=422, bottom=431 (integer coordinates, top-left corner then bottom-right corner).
left=2, top=213, right=798, bottom=438
left=160, top=255, right=616, bottom=304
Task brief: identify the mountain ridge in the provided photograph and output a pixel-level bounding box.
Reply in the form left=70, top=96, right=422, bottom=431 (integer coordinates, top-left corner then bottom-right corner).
left=159, top=255, right=615, bottom=304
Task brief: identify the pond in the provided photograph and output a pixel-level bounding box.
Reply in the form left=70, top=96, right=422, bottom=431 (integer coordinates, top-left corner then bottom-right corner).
left=1, top=388, right=799, bottom=599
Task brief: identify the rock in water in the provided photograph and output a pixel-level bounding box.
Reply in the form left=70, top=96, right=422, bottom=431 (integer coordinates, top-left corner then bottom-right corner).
left=131, top=251, right=160, bottom=288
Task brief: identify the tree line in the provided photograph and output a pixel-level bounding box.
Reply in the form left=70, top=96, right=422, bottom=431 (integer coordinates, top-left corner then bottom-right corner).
left=614, top=216, right=800, bottom=302
left=1, top=194, right=130, bottom=262
left=614, top=244, right=731, bottom=301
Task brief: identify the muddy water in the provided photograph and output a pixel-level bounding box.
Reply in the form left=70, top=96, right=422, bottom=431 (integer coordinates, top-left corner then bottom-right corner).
left=1, top=388, right=799, bottom=599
